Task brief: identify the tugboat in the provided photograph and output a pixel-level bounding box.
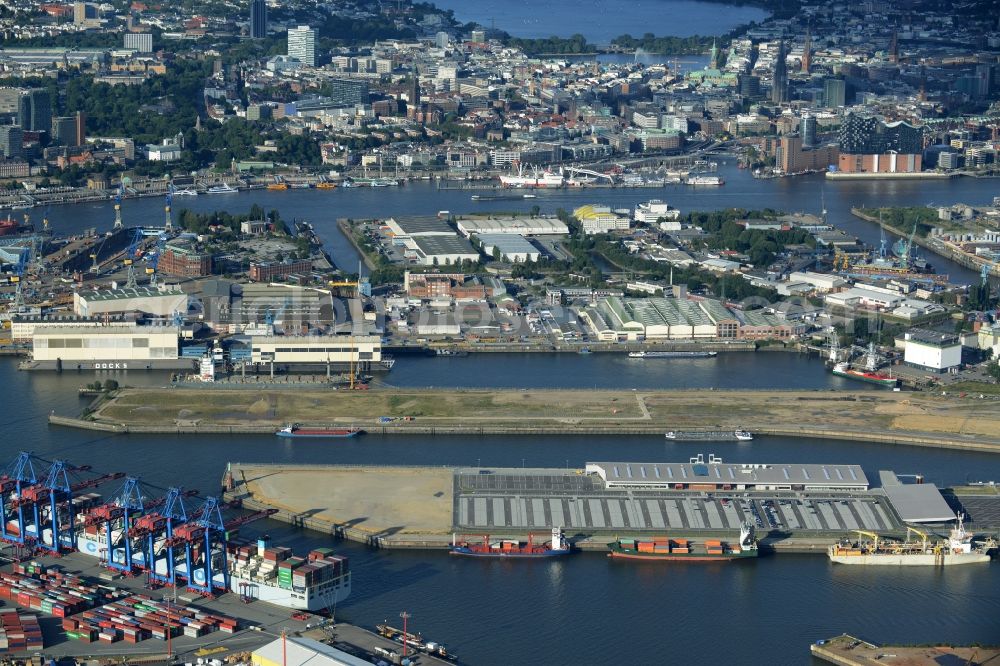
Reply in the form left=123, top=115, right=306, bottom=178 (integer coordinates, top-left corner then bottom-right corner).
left=450, top=528, right=572, bottom=558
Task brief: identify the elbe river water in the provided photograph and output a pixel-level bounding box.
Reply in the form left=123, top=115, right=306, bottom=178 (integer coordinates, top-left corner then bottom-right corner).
left=11, top=153, right=1000, bottom=662
left=420, top=0, right=769, bottom=44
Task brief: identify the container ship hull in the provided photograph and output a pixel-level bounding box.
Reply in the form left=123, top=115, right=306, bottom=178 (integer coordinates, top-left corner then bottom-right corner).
left=831, top=367, right=899, bottom=387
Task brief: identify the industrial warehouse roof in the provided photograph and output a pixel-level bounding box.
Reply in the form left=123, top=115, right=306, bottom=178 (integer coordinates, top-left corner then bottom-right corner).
left=33, top=324, right=180, bottom=335
left=589, top=296, right=724, bottom=331
left=878, top=471, right=956, bottom=523
left=412, top=235, right=478, bottom=256
left=473, top=233, right=540, bottom=256
left=386, top=216, right=454, bottom=235
left=586, top=462, right=870, bottom=488
left=80, top=287, right=184, bottom=301
left=905, top=328, right=960, bottom=347
left=253, top=636, right=372, bottom=666
left=457, top=217, right=569, bottom=236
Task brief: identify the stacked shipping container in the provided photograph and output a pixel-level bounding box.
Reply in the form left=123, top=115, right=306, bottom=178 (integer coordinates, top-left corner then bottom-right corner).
left=0, top=609, right=43, bottom=652
left=1, top=564, right=238, bottom=646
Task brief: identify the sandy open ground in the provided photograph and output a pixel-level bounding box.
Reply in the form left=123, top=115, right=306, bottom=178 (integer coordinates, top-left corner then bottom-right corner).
left=238, top=465, right=455, bottom=535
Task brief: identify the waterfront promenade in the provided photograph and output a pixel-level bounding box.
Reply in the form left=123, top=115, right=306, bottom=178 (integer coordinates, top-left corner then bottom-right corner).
left=63, top=386, right=1000, bottom=452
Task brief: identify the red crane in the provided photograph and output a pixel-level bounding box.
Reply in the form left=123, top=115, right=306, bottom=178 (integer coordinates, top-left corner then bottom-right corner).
left=162, top=508, right=277, bottom=549
left=10, top=472, right=124, bottom=509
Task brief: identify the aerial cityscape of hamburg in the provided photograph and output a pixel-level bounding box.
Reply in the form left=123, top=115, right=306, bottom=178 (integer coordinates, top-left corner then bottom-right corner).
left=1, top=0, right=1000, bottom=663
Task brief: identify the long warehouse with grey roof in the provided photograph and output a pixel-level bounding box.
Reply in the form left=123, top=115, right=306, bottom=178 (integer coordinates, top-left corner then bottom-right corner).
left=585, top=460, right=870, bottom=491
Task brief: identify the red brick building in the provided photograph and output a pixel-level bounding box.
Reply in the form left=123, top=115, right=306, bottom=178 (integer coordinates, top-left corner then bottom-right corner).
left=249, top=260, right=313, bottom=282
left=160, top=241, right=212, bottom=277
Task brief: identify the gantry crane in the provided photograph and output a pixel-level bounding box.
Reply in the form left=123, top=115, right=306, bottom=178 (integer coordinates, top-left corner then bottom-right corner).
left=0, top=452, right=38, bottom=545
left=128, top=487, right=199, bottom=587
left=163, top=497, right=275, bottom=596
left=2, top=454, right=122, bottom=553
left=83, top=476, right=145, bottom=574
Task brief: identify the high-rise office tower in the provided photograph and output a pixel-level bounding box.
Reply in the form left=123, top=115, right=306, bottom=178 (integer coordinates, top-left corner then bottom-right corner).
left=250, top=0, right=267, bottom=39
left=18, top=89, right=52, bottom=133
left=0, top=125, right=23, bottom=159
left=287, top=25, right=317, bottom=67
left=801, top=114, right=817, bottom=148
left=771, top=40, right=789, bottom=104
left=823, top=78, right=846, bottom=108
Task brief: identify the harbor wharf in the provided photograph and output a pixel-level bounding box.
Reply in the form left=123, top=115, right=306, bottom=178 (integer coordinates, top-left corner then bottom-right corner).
left=810, top=634, right=1000, bottom=665
left=221, top=463, right=1000, bottom=552
left=61, top=387, right=1000, bottom=452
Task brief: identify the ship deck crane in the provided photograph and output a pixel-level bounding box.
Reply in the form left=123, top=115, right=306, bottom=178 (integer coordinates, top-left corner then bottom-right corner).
left=905, top=525, right=929, bottom=549
left=854, top=530, right=881, bottom=551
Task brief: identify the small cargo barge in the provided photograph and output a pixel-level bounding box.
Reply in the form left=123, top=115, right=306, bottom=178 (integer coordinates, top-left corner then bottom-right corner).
left=450, top=528, right=571, bottom=558
left=608, top=523, right=757, bottom=562
left=276, top=425, right=363, bottom=439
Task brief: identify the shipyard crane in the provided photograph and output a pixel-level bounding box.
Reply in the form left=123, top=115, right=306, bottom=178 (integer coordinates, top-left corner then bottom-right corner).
left=163, top=497, right=276, bottom=596
left=112, top=183, right=125, bottom=230
left=83, top=476, right=145, bottom=573
left=9, top=245, right=28, bottom=311
left=164, top=184, right=174, bottom=233
left=123, top=227, right=144, bottom=289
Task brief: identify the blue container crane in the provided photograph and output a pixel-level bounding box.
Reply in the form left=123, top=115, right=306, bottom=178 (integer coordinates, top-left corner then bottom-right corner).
left=0, top=452, right=38, bottom=545
left=165, top=497, right=275, bottom=596
left=2, top=454, right=123, bottom=553
left=128, top=487, right=200, bottom=587
left=83, top=476, right=145, bottom=573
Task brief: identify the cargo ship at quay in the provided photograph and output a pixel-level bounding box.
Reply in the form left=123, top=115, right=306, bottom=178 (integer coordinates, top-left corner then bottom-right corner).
left=828, top=513, right=997, bottom=566
left=608, top=523, right=758, bottom=561
left=0, top=452, right=351, bottom=612
left=450, top=527, right=571, bottom=558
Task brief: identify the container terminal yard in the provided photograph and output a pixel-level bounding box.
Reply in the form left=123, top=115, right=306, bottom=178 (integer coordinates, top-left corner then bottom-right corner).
left=0, top=451, right=457, bottom=665
left=222, top=459, right=1000, bottom=552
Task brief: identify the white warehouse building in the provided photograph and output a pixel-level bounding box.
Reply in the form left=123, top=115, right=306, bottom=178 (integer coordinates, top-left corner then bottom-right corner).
left=474, top=234, right=541, bottom=262
left=456, top=217, right=569, bottom=237
left=249, top=335, right=383, bottom=367
left=29, top=325, right=183, bottom=370
left=902, top=329, right=962, bottom=372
